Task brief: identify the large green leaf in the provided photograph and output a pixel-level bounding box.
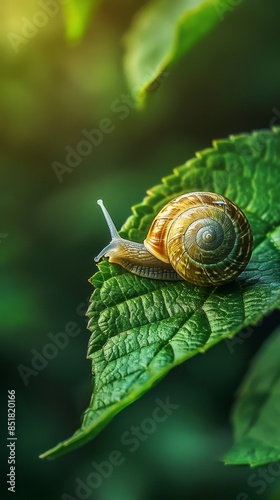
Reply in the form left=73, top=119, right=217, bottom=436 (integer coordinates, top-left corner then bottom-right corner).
left=62, top=0, right=100, bottom=41
left=40, top=128, right=280, bottom=459
left=124, top=0, right=236, bottom=107
left=224, top=326, right=280, bottom=467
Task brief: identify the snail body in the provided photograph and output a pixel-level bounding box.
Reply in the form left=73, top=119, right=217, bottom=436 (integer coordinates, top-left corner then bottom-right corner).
left=95, top=192, right=253, bottom=287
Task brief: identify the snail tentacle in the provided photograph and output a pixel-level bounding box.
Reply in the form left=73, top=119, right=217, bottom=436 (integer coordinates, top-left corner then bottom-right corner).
left=95, top=200, right=181, bottom=280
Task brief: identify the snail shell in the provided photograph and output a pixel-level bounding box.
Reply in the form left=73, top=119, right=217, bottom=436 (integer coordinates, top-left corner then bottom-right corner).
left=95, top=192, right=253, bottom=287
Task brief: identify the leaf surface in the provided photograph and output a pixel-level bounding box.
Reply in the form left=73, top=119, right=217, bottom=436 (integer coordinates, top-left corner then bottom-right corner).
left=40, top=128, right=280, bottom=459
left=224, top=326, right=280, bottom=467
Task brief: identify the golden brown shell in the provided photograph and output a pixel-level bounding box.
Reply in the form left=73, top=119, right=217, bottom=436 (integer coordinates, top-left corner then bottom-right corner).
left=144, top=192, right=253, bottom=286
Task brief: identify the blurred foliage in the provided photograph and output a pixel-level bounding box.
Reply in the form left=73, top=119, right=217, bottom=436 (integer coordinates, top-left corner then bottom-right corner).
left=62, top=0, right=101, bottom=41
left=124, top=0, right=224, bottom=106
left=1, top=0, right=280, bottom=499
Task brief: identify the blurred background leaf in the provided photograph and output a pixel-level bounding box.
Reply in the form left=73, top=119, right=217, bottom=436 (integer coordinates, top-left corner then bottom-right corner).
left=225, top=326, right=280, bottom=467
left=62, top=0, right=101, bottom=41
left=124, top=0, right=228, bottom=107
left=1, top=0, right=280, bottom=498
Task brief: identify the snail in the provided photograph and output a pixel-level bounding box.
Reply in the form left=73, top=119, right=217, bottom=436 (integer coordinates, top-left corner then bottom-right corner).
left=94, top=192, right=253, bottom=286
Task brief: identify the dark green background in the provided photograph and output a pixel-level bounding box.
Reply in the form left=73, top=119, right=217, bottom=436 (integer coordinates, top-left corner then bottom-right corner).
left=1, top=0, right=280, bottom=498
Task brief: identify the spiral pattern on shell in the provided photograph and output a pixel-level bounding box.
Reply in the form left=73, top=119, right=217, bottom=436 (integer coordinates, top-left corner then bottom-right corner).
left=144, top=192, right=253, bottom=286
